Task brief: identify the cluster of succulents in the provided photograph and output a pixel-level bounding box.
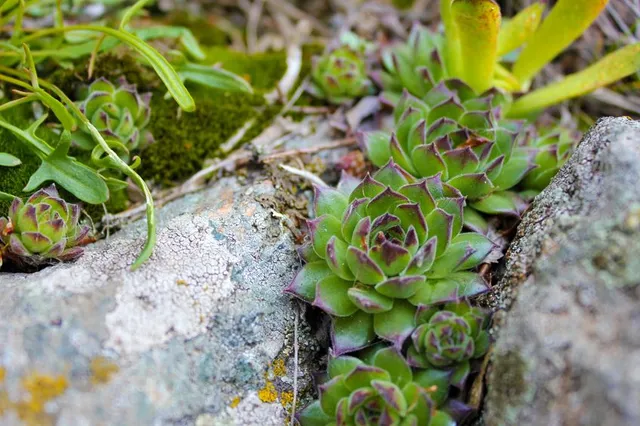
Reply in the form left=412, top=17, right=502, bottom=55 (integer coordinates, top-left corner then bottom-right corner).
left=360, top=86, right=533, bottom=233
left=73, top=77, right=153, bottom=161
left=286, top=163, right=493, bottom=355
left=297, top=346, right=457, bottom=426
left=310, top=32, right=374, bottom=104
left=0, top=185, right=93, bottom=267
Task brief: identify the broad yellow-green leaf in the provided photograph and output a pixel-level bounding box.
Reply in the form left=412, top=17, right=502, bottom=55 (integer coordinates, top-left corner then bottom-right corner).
left=508, top=43, right=640, bottom=117
left=450, top=0, right=501, bottom=94
left=497, top=2, right=546, bottom=56
left=513, top=0, right=610, bottom=85
left=441, top=0, right=463, bottom=78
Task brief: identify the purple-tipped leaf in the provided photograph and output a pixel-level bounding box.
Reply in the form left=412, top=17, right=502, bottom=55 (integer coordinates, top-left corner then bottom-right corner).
left=332, top=311, right=376, bottom=356
left=348, top=287, right=394, bottom=314
left=285, top=261, right=333, bottom=302
left=375, top=276, right=425, bottom=299
left=314, top=276, right=358, bottom=317
left=373, top=300, right=417, bottom=349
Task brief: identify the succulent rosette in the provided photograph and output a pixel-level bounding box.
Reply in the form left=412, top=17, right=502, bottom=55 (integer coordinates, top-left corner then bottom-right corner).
left=310, top=32, right=373, bottom=104
left=73, top=77, right=153, bottom=158
left=377, top=25, right=448, bottom=105
left=520, top=126, right=578, bottom=195
left=360, top=86, right=534, bottom=233
left=0, top=184, right=93, bottom=266
left=407, top=302, right=490, bottom=390
left=285, top=162, right=493, bottom=354
left=297, top=346, right=456, bottom=426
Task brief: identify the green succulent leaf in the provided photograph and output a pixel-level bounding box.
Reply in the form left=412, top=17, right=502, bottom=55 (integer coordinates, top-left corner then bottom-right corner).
left=297, top=400, right=333, bottom=426
left=373, top=300, right=417, bottom=347
left=332, top=310, right=376, bottom=355
left=286, top=261, right=334, bottom=302
left=319, top=376, right=351, bottom=417
left=314, top=275, right=358, bottom=317
left=328, top=356, right=364, bottom=379
left=413, top=369, right=452, bottom=407
left=372, top=347, right=413, bottom=388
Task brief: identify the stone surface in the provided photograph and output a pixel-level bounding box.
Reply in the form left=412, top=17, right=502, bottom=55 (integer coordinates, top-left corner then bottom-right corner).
left=0, top=176, right=319, bottom=425
left=484, top=118, right=640, bottom=426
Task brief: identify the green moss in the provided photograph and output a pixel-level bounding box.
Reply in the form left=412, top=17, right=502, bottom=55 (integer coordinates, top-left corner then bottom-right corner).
left=204, top=47, right=287, bottom=92
left=47, top=52, right=160, bottom=98
left=139, top=88, right=265, bottom=185
left=0, top=106, right=41, bottom=214
left=165, top=11, right=230, bottom=47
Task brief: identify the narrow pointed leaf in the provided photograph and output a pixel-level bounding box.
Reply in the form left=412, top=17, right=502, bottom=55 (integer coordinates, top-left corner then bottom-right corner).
left=512, top=0, right=610, bottom=85
left=497, top=2, right=546, bottom=56
left=348, top=286, right=394, bottom=313
left=509, top=43, right=640, bottom=117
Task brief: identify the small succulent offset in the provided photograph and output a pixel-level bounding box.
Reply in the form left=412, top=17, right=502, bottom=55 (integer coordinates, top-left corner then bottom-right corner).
left=286, top=163, right=493, bottom=354
left=310, top=32, right=373, bottom=104
left=0, top=185, right=93, bottom=266
left=407, top=302, right=490, bottom=390
left=520, top=127, right=578, bottom=195
left=297, top=346, right=456, bottom=426
left=360, top=88, right=533, bottom=233
left=73, top=77, right=153, bottom=159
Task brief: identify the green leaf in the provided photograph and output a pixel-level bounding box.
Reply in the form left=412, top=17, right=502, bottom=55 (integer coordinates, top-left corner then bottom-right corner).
left=470, top=191, right=521, bottom=216
left=373, top=300, right=417, bottom=346
left=0, top=152, right=21, bottom=167
left=328, top=356, right=364, bottom=379
left=119, top=0, right=154, bottom=30
left=344, top=365, right=391, bottom=391
left=285, top=261, right=333, bottom=302
left=23, top=25, right=195, bottom=112
left=497, top=2, right=546, bottom=56
left=297, top=400, right=333, bottom=426
left=450, top=0, right=501, bottom=94
left=509, top=43, right=640, bottom=117
left=512, top=0, right=610, bottom=85
left=413, top=369, right=451, bottom=407
left=373, top=347, right=413, bottom=388
left=319, top=376, right=351, bottom=417
left=177, top=62, right=253, bottom=93
left=315, top=186, right=349, bottom=218
left=314, top=276, right=358, bottom=317
left=332, top=311, right=376, bottom=355
left=23, top=132, right=109, bottom=204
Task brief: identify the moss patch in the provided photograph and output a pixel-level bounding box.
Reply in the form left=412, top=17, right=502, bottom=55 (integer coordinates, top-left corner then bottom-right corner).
left=0, top=106, right=43, bottom=214
left=204, top=47, right=287, bottom=92
left=165, top=11, right=230, bottom=47
left=47, top=51, right=160, bottom=98
left=139, top=88, right=266, bottom=185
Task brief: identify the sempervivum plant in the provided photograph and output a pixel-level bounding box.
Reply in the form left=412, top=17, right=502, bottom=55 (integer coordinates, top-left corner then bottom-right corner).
left=360, top=88, right=533, bottom=233
left=520, top=127, right=578, bottom=195
left=407, top=302, right=489, bottom=390
left=285, top=162, right=493, bottom=354
left=377, top=24, right=448, bottom=105
left=297, top=346, right=456, bottom=426
left=0, top=185, right=93, bottom=266
left=73, top=77, right=153, bottom=158
left=310, top=32, right=373, bottom=104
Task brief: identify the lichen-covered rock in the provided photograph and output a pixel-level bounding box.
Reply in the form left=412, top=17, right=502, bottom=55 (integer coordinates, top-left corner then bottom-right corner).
left=483, top=118, right=640, bottom=426
left=0, top=177, right=318, bottom=425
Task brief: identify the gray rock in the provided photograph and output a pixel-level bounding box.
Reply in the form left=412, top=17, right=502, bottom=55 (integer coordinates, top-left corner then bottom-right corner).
left=484, top=118, right=640, bottom=426
left=0, top=176, right=318, bottom=425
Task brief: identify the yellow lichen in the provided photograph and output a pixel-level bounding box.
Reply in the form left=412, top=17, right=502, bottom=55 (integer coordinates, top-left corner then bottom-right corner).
left=279, top=391, right=294, bottom=408
left=90, top=357, right=120, bottom=385
left=176, top=279, right=189, bottom=286
left=272, top=359, right=286, bottom=377
left=0, top=367, right=5, bottom=382
left=11, top=373, right=68, bottom=426
left=230, top=396, right=241, bottom=408
left=257, top=381, right=278, bottom=404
